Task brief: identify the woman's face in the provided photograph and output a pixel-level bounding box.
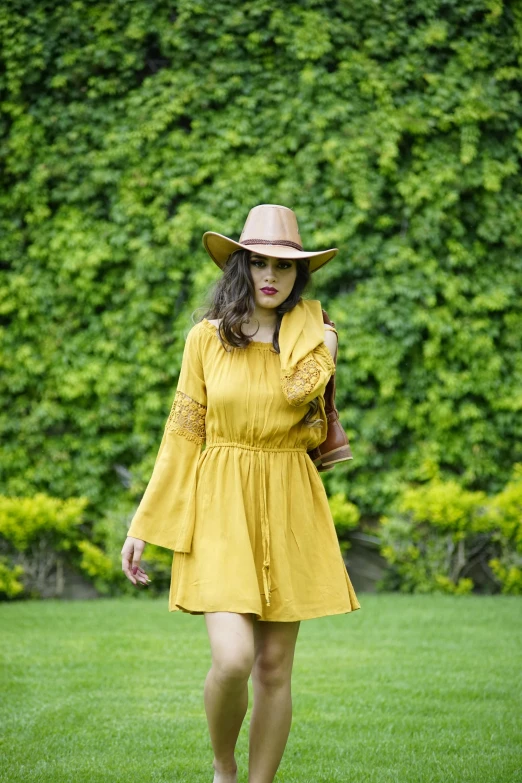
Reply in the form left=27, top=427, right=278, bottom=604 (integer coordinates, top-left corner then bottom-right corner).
left=249, top=252, right=298, bottom=310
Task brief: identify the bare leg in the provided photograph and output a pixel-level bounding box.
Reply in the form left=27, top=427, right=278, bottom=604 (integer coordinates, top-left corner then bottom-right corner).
left=204, top=612, right=255, bottom=783
left=248, top=619, right=300, bottom=783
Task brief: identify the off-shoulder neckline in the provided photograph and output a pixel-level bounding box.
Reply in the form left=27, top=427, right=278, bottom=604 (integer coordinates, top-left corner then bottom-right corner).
left=201, top=318, right=278, bottom=350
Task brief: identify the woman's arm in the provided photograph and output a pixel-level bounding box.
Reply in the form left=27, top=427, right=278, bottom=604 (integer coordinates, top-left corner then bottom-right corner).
left=323, top=326, right=338, bottom=362
left=122, top=324, right=207, bottom=565
left=280, top=329, right=337, bottom=408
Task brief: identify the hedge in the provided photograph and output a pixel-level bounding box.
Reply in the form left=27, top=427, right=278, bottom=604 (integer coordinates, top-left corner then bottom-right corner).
left=1, top=1, right=521, bottom=563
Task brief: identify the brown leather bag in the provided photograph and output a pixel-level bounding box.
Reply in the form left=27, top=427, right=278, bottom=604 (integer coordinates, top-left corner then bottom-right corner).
left=307, top=309, right=353, bottom=472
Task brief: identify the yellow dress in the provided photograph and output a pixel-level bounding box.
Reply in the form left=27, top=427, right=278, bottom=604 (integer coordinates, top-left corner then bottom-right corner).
left=127, top=298, right=361, bottom=622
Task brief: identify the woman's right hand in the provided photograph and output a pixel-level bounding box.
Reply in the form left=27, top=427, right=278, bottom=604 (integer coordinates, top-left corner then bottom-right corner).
left=121, top=536, right=150, bottom=586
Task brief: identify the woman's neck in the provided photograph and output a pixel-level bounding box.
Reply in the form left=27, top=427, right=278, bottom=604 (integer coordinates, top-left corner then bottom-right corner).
left=241, top=307, right=278, bottom=339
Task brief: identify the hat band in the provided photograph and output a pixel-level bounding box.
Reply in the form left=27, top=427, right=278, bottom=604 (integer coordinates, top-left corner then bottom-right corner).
left=241, top=238, right=303, bottom=251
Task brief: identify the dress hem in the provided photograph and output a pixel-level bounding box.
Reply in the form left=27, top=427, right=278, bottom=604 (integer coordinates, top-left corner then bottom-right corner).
left=168, top=601, right=362, bottom=622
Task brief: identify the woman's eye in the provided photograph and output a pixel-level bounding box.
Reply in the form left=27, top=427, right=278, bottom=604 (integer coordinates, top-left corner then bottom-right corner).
left=252, top=260, right=291, bottom=269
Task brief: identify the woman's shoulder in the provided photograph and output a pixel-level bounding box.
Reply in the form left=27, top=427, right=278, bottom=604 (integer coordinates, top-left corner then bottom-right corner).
left=186, top=317, right=215, bottom=331
left=184, top=319, right=213, bottom=348
left=195, top=318, right=220, bottom=348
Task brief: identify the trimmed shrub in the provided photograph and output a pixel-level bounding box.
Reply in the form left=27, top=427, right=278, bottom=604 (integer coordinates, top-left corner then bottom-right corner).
left=0, top=493, right=95, bottom=598
left=378, top=463, right=522, bottom=594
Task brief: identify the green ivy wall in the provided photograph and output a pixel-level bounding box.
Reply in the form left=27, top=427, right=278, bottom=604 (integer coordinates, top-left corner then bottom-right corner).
left=1, top=1, right=521, bottom=539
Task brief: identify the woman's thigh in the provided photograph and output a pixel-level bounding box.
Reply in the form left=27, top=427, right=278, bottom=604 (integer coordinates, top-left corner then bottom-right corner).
left=204, top=612, right=256, bottom=680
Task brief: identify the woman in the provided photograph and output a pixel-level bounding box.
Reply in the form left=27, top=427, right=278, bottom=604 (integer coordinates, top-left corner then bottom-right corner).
left=121, top=204, right=361, bottom=783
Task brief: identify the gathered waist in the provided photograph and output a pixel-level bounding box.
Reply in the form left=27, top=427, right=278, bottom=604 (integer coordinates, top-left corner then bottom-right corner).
left=205, top=441, right=307, bottom=453
left=200, top=441, right=309, bottom=608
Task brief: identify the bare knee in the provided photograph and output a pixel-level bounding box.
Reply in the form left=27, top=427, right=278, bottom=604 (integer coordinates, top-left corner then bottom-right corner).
left=205, top=611, right=255, bottom=686
left=212, top=650, right=253, bottom=685
left=252, top=647, right=293, bottom=690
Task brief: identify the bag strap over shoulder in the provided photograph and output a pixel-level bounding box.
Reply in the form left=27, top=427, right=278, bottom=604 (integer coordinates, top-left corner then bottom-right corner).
left=320, top=308, right=336, bottom=330
left=307, top=307, right=353, bottom=470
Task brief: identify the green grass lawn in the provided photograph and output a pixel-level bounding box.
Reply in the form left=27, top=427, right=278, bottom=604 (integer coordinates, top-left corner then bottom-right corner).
left=1, top=593, right=520, bottom=783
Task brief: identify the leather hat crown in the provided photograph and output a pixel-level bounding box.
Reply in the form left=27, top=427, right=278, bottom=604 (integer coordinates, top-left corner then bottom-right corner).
left=202, top=204, right=338, bottom=274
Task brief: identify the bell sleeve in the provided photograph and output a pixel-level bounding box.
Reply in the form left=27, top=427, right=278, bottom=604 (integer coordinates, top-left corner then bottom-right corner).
left=280, top=332, right=337, bottom=408
left=126, top=325, right=206, bottom=553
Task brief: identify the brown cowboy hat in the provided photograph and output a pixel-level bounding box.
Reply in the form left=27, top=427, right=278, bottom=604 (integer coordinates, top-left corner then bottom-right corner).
left=202, top=204, right=338, bottom=273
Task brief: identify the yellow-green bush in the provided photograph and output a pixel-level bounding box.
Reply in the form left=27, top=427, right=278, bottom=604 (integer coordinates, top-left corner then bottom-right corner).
left=0, top=558, right=25, bottom=599
left=328, top=492, right=360, bottom=556
left=0, top=491, right=175, bottom=600
left=378, top=464, right=522, bottom=594
left=486, top=464, right=522, bottom=594
left=0, top=493, right=88, bottom=552
left=77, top=540, right=115, bottom=594
left=0, top=493, right=107, bottom=599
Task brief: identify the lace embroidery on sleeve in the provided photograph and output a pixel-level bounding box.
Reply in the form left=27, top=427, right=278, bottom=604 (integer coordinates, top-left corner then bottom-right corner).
left=166, top=390, right=206, bottom=444
left=281, top=344, right=336, bottom=406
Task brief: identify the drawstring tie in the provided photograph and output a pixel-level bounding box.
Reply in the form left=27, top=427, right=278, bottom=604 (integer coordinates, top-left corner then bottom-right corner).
left=259, top=449, right=271, bottom=606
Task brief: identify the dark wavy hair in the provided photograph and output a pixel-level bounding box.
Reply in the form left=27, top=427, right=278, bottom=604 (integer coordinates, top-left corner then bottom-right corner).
left=200, top=249, right=309, bottom=351
left=198, top=248, right=323, bottom=428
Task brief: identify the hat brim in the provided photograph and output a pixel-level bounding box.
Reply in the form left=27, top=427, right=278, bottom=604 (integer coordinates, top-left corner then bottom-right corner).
left=202, top=232, right=337, bottom=274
